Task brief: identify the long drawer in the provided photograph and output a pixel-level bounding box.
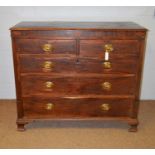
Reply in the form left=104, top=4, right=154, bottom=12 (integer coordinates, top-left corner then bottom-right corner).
left=23, top=97, right=134, bottom=118
left=20, top=75, right=136, bottom=96
left=19, top=56, right=138, bottom=74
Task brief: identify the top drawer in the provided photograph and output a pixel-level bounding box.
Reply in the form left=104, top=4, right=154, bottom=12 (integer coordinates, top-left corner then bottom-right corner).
left=80, top=40, right=139, bottom=58
left=15, top=39, right=76, bottom=55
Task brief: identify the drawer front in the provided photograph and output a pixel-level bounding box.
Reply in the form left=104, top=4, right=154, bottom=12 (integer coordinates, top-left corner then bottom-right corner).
left=19, top=56, right=138, bottom=74
left=80, top=40, right=139, bottom=58
left=76, top=58, right=138, bottom=74
left=19, top=56, right=76, bottom=73
left=23, top=97, right=133, bottom=118
left=16, top=39, right=76, bottom=55
left=21, top=76, right=135, bottom=96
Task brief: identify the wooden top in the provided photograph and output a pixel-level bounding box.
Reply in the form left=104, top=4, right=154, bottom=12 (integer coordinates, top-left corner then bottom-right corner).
left=10, top=21, right=147, bottom=31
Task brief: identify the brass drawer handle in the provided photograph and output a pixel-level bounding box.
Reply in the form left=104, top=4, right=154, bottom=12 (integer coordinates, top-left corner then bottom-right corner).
left=43, top=61, right=54, bottom=71
left=42, top=44, right=53, bottom=52
left=103, top=61, right=111, bottom=69
left=45, top=81, right=54, bottom=89
left=104, top=44, right=114, bottom=53
left=45, top=103, right=54, bottom=110
left=101, top=82, right=112, bottom=91
left=101, top=103, right=110, bottom=111
left=103, top=44, right=114, bottom=61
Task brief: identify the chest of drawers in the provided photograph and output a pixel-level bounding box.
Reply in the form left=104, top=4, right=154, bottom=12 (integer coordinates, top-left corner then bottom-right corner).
left=10, top=22, right=147, bottom=131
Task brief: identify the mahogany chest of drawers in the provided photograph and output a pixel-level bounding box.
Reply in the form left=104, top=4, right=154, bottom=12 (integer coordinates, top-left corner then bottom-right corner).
left=10, top=22, right=147, bottom=131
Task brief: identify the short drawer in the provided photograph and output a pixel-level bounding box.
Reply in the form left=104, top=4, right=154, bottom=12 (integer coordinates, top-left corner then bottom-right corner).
left=80, top=40, right=139, bottom=58
left=15, top=39, right=76, bottom=55
left=19, top=55, right=76, bottom=73
left=23, top=97, right=133, bottom=118
left=21, top=75, right=136, bottom=96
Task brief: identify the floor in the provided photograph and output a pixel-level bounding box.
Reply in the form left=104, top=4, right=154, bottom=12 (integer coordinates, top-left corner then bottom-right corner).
left=0, top=100, right=155, bottom=148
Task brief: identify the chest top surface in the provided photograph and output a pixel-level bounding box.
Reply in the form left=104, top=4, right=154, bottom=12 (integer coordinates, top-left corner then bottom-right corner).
left=10, top=21, right=147, bottom=31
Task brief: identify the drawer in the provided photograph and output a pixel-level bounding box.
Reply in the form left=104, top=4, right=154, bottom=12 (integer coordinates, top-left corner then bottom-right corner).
left=15, top=39, right=76, bottom=55
left=80, top=40, right=139, bottom=58
left=76, top=58, right=138, bottom=74
left=19, top=56, right=138, bottom=74
left=23, top=97, right=133, bottom=118
left=21, top=75, right=135, bottom=96
left=19, top=55, right=77, bottom=73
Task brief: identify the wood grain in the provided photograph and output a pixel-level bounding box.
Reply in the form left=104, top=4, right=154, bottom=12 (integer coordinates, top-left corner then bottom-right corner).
left=19, top=56, right=138, bottom=74
left=80, top=40, right=140, bottom=58
left=16, top=39, right=76, bottom=54
left=20, top=75, right=136, bottom=96
left=22, top=97, right=134, bottom=118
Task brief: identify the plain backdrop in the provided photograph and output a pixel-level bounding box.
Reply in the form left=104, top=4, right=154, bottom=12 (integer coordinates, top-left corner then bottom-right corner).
left=0, top=6, right=155, bottom=99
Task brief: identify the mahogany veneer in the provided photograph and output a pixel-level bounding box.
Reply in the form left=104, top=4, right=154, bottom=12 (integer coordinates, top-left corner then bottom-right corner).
left=10, top=22, right=147, bottom=131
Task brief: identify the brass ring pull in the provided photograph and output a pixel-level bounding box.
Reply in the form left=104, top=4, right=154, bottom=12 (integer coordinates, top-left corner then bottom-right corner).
left=103, top=61, right=111, bottom=69
left=45, top=81, right=54, bottom=89
left=42, top=44, right=53, bottom=52
left=43, top=61, right=54, bottom=71
left=101, top=103, right=110, bottom=111
left=103, top=44, right=114, bottom=61
left=104, top=44, right=114, bottom=53
left=45, top=103, right=54, bottom=110
left=101, top=82, right=112, bottom=91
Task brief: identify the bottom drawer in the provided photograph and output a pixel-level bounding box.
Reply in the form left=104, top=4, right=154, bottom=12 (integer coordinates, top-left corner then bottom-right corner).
left=22, top=97, right=134, bottom=118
